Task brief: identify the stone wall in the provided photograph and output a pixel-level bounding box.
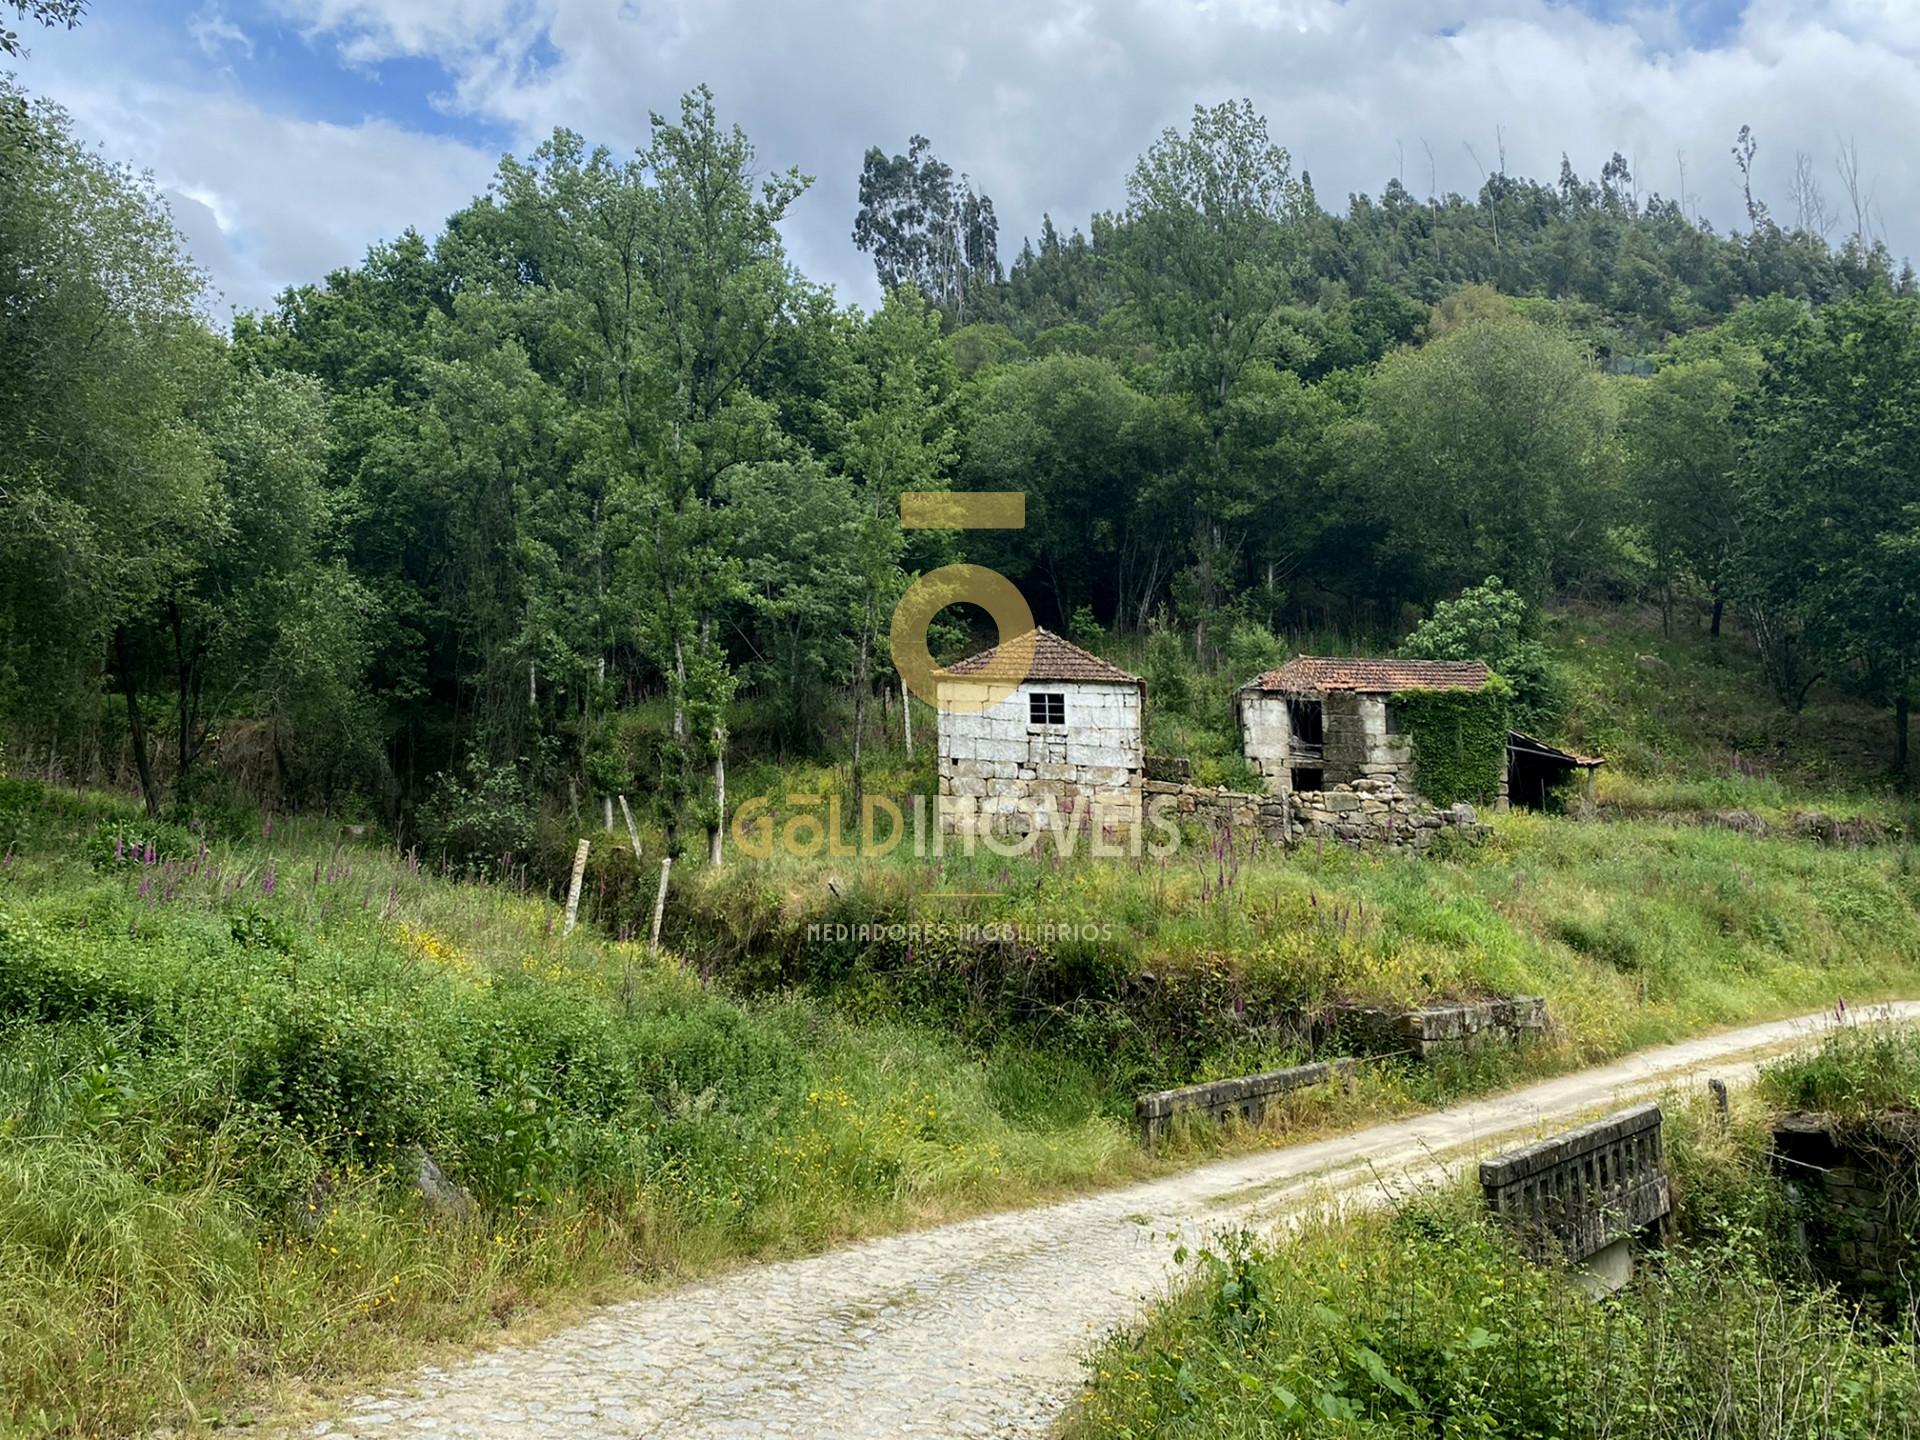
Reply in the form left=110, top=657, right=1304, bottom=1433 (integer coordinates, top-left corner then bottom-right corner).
left=936, top=678, right=1143, bottom=833
left=1141, top=778, right=1487, bottom=851
left=1351, top=995, right=1550, bottom=1059
left=1239, top=691, right=1292, bottom=792
left=1772, top=1113, right=1920, bottom=1324
left=1290, top=780, right=1484, bottom=850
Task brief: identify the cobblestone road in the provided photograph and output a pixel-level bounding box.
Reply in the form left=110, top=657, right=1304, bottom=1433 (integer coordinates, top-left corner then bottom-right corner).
left=312, top=1006, right=1910, bottom=1440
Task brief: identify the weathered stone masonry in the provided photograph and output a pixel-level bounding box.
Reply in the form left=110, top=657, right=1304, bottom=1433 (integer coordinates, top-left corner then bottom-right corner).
left=1142, top=778, right=1487, bottom=850
left=1238, top=656, right=1505, bottom=810
left=935, top=629, right=1146, bottom=835
left=1772, top=1112, right=1920, bottom=1322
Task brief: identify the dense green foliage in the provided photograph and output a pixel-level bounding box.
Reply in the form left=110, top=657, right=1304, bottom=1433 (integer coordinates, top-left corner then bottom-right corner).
left=1067, top=1199, right=1920, bottom=1438
left=5, top=75, right=1919, bottom=839
left=1762, top=1019, right=1920, bottom=1122
left=1392, top=683, right=1511, bottom=809
left=0, top=778, right=1134, bottom=1433
left=1397, top=577, right=1567, bottom=733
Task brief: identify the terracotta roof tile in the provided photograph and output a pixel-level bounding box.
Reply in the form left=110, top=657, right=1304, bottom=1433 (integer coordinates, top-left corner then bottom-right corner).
left=1248, top=655, right=1490, bottom=694
left=938, top=627, right=1143, bottom=686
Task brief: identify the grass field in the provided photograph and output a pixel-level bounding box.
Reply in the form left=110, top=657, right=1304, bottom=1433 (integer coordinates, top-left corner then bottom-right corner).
left=0, top=780, right=1144, bottom=1434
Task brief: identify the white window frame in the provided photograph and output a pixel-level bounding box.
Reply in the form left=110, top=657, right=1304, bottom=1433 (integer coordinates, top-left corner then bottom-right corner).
left=1028, top=690, right=1067, bottom=727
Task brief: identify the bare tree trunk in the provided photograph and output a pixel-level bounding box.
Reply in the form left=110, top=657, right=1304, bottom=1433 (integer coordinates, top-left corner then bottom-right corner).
left=672, top=637, right=686, bottom=741
left=112, top=627, right=160, bottom=817
left=901, top=675, right=913, bottom=758
left=708, top=725, right=726, bottom=865
left=851, top=598, right=873, bottom=829
left=1897, top=694, right=1910, bottom=782
left=1710, top=596, right=1724, bottom=640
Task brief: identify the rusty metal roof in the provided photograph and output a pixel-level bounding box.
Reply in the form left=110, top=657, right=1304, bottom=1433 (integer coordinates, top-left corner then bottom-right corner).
left=1248, top=655, right=1491, bottom=694
left=1509, top=730, right=1605, bottom=767
left=938, top=627, right=1143, bottom=686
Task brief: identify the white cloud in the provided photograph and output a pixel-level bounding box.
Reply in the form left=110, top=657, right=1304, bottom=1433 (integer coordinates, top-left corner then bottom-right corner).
left=20, top=0, right=1920, bottom=313
left=188, top=6, right=254, bottom=61
left=269, top=0, right=534, bottom=65
left=26, top=56, right=499, bottom=313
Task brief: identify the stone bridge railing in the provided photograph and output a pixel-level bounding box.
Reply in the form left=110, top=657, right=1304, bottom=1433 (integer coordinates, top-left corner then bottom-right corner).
left=1136, top=1058, right=1355, bottom=1145
left=1480, top=1103, right=1671, bottom=1263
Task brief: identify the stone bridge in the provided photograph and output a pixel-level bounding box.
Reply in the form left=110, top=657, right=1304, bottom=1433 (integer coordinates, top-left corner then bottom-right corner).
left=1480, top=1102, right=1671, bottom=1283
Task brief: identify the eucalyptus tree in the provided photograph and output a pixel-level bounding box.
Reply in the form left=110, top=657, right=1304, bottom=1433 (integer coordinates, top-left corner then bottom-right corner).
left=843, top=286, right=956, bottom=814
left=853, top=135, right=1001, bottom=326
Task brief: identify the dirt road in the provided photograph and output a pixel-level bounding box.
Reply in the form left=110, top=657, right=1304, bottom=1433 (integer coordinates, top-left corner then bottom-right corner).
left=311, top=1004, right=1912, bottom=1440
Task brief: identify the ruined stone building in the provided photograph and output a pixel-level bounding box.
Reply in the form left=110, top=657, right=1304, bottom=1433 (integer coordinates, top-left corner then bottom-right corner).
left=1238, top=656, right=1494, bottom=800
left=934, top=628, right=1144, bottom=832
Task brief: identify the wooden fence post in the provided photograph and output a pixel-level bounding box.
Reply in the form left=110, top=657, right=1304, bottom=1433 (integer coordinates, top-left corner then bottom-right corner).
left=617, top=794, right=643, bottom=860
left=562, top=838, right=590, bottom=936
left=650, top=856, right=672, bottom=955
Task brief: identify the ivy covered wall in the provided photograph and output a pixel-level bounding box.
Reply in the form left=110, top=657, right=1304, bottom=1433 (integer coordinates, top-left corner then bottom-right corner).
left=1393, top=676, right=1511, bottom=807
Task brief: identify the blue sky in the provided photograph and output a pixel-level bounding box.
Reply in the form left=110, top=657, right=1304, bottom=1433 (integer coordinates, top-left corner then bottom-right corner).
left=11, top=0, right=1918, bottom=313
left=1562, top=0, right=1748, bottom=47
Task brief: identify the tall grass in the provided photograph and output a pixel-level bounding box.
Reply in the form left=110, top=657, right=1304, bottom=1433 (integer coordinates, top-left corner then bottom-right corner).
left=667, top=806, right=1920, bottom=1081
left=1066, top=1090, right=1920, bottom=1440
left=1553, top=605, right=1910, bottom=819
left=1761, top=1018, right=1920, bottom=1119
left=0, top=779, right=1135, bottom=1434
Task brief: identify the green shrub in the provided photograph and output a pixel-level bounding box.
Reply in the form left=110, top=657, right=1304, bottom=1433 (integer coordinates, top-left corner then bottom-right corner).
left=1224, top=620, right=1284, bottom=685
left=1762, top=1021, right=1920, bottom=1120
left=414, top=756, right=536, bottom=878
left=84, top=815, right=200, bottom=871
left=1394, top=677, right=1511, bottom=807
left=1400, top=576, right=1569, bottom=733
left=1144, top=627, right=1197, bottom=716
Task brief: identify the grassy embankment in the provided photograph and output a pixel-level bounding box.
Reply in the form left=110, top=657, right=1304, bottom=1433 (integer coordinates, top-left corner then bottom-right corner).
left=1062, top=1025, right=1920, bottom=1440
left=0, top=779, right=1137, bottom=1436
left=1553, top=603, right=1913, bottom=824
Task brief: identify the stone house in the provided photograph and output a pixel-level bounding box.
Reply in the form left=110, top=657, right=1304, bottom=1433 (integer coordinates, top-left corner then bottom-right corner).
left=934, top=628, right=1145, bottom=833
left=1238, top=656, right=1494, bottom=800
